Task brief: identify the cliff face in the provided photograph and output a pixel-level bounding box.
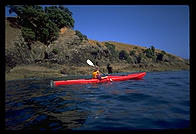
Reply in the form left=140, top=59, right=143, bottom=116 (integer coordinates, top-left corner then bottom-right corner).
left=5, top=18, right=189, bottom=75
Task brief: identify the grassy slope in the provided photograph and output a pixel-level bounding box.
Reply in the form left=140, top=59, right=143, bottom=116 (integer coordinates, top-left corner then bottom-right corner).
left=89, top=39, right=155, bottom=54
left=88, top=40, right=145, bottom=56
left=88, top=39, right=186, bottom=62
left=89, top=39, right=145, bottom=50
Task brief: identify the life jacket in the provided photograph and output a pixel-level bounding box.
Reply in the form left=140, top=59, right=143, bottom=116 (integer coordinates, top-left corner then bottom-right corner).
left=92, top=70, right=99, bottom=79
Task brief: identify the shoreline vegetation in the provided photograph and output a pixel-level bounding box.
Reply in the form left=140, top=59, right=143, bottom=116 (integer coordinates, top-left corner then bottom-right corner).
left=5, top=6, right=189, bottom=81
left=6, top=63, right=189, bottom=81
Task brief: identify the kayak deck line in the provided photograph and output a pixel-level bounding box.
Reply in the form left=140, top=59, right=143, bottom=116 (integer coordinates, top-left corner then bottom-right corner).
left=52, top=72, right=146, bottom=86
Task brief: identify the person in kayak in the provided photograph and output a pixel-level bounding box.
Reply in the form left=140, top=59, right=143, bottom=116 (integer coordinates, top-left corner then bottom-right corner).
left=92, top=68, right=109, bottom=80
left=107, top=63, right=113, bottom=74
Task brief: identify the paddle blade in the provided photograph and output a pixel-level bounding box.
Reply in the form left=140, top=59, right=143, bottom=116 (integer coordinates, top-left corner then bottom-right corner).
left=87, top=59, right=94, bottom=67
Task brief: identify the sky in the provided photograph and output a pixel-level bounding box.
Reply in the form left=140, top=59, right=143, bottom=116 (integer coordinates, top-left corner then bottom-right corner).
left=5, top=5, right=189, bottom=59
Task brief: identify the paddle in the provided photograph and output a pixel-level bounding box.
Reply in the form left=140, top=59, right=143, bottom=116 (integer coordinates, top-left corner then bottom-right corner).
left=86, top=59, right=106, bottom=76
left=87, top=59, right=95, bottom=67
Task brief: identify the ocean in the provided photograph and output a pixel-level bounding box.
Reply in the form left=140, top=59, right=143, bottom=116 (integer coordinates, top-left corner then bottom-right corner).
left=5, top=71, right=190, bottom=130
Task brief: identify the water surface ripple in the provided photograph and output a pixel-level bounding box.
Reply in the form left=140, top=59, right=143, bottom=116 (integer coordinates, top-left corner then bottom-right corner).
left=5, top=71, right=190, bottom=130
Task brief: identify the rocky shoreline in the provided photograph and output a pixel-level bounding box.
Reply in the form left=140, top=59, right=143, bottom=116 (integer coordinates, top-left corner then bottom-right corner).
left=6, top=62, right=189, bottom=81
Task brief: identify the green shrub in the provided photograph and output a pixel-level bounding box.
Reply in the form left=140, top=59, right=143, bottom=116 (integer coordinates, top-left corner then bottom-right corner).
left=126, top=57, right=133, bottom=63
left=137, top=55, right=142, bottom=63
left=156, top=50, right=166, bottom=61
left=75, top=30, right=88, bottom=41
left=119, top=50, right=129, bottom=60
left=144, top=47, right=155, bottom=58
left=161, top=50, right=166, bottom=55
left=52, top=48, right=59, bottom=55
left=129, top=50, right=136, bottom=56
left=156, top=50, right=167, bottom=61
left=151, top=45, right=155, bottom=54
left=156, top=53, right=164, bottom=61
left=143, top=46, right=156, bottom=58
left=144, top=48, right=153, bottom=58
left=136, top=53, right=146, bottom=63
left=104, top=42, right=119, bottom=59
left=133, top=47, right=138, bottom=49
left=105, top=42, right=116, bottom=52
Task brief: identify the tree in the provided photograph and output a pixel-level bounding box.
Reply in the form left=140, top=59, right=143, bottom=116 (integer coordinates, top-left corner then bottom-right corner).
left=8, top=5, right=74, bottom=46
left=151, top=45, right=155, bottom=55
left=45, top=6, right=74, bottom=29
left=38, top=19, right=59, bottom=45
left=21, top=27, right=36, bottom=42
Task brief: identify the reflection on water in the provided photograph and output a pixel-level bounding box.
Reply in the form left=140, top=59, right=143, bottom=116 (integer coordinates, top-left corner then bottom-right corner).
left=6, top=79, right=89, bottom=130
left=5, top=79, right=137, bottom=130
left=111, top=89, right=137, bottom=95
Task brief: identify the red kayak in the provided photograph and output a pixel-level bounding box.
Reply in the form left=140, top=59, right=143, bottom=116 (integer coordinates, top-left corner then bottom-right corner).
left=52, top=72, right=146, bottom=86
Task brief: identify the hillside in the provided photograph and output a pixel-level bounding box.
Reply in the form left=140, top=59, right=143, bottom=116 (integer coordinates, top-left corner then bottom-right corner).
left=5, top=18, right=189, bottom=80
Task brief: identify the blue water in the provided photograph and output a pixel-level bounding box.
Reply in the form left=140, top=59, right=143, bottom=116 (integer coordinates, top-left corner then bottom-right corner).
left=5, top=71, right=190, bottom=130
